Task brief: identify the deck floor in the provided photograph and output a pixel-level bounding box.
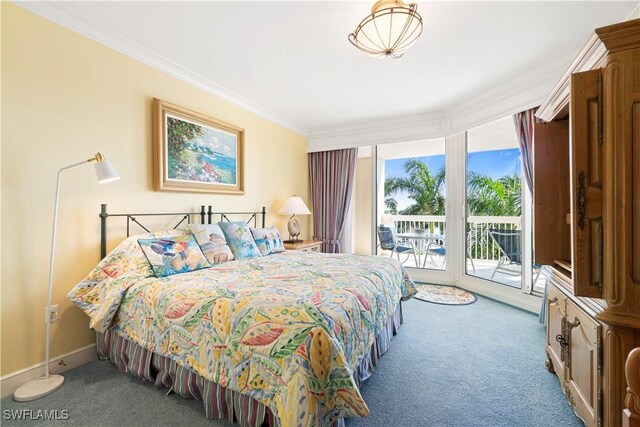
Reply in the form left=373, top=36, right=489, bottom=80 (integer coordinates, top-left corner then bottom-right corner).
left=382, top=252, right=546, bottom=293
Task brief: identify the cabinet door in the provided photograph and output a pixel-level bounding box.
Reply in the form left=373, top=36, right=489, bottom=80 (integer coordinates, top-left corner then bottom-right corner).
left=566, top=302, right=601, bottom=427
left=546, top=284, right=566, bottom=382
left=570, top=69, right=604, bottom=298
left=533, top=119, right=571, bottom=265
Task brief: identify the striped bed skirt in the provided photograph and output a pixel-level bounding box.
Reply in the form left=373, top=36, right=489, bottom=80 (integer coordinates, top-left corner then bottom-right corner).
left=96, top=302, right=403, bottom=427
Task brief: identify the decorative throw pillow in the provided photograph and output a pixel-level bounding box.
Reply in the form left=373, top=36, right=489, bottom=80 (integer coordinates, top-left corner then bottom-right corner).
left=250, top=226, right=285, bottom=256
left=81, top=228, right=194, bottom=280
left=188, top=223, right=235, bottom=265
left=218, top=221, right=262, bottom=260
left=138, top=234, right=210, bottom=277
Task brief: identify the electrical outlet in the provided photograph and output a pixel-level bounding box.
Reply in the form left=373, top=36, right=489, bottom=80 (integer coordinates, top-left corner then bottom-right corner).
left=46, top=305, right=59, bottom=323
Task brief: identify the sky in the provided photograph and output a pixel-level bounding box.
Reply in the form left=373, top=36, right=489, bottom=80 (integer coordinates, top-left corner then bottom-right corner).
left=385, top=148, right=522, bottom=211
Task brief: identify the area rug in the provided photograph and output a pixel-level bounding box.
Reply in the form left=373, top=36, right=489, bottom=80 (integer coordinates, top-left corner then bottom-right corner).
left=414, top=284, right=477, bottom=306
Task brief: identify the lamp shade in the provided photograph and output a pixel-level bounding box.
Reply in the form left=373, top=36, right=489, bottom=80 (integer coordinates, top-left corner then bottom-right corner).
left=94, top=160, right=120, bottom=184
left=278, top=196, right=311, bottom=215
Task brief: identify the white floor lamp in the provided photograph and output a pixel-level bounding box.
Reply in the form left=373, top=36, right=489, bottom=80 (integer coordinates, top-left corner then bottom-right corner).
left=13, top=153, right=119, bottom=402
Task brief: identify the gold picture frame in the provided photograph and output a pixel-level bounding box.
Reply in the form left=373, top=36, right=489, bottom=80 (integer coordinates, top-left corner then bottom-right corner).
left=152, top=98, right=244, bottom=194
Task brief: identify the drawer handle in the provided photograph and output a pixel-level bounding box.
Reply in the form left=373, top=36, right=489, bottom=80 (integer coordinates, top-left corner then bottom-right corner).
left=556, top=334, right=568, bottom=349
left=567, top=317, right=581, bottom=329
left=577, top=171, right=586, bottom=230
left=549, top=297, right=558, bottom=304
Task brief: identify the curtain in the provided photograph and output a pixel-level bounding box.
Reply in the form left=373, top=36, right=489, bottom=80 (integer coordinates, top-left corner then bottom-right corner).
left=309, top=148, right=358, bottom=253
left=515, top=108, right=547, bottom=321
left=513, top=108, right=536, bottom=194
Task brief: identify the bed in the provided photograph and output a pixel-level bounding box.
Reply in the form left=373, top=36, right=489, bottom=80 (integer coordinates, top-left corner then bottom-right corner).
left=68, top=205, right=416, bottom=427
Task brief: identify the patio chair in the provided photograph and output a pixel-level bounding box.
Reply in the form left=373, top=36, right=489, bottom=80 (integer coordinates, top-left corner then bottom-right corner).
left=489, top=229, right=540, bottom=282
left=377, top=225, right=418, bottom=266
left=424, top=239, right=446, bottom=268
left=423, top=231, right=476, bottom=271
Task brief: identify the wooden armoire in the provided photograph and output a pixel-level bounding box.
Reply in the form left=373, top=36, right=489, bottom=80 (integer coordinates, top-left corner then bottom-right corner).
left=534, top=19, right=640, bottom=427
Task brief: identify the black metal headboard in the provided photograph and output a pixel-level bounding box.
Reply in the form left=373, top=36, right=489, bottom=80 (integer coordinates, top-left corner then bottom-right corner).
left=99, top=204, right=266, bottom=259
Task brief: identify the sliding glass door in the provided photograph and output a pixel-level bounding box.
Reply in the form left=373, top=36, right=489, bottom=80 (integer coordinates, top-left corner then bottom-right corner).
left=346, top=114, right=541, bottom=303
left=376, top=139, right=447, bottom=271
left=465, top=117, right=524, bottom=288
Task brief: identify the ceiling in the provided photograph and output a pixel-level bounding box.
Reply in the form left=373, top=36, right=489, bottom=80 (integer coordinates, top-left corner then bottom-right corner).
left=20, top=1, right=638, bottom=138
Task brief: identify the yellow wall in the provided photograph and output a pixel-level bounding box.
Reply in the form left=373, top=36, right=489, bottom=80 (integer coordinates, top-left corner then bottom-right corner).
left=1, top=3, right=309, bottom=376
left=354, top=157, right=372, bottom=255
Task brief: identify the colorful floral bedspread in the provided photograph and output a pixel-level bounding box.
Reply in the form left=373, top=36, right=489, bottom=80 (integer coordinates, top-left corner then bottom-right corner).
left=68, top=238, right=415, bottom=426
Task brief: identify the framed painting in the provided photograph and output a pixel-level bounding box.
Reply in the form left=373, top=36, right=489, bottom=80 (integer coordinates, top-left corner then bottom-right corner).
left=153, top=98, right=244, bottom=194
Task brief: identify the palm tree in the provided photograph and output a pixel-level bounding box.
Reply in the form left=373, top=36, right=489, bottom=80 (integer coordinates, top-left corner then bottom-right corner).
left=466, top=172, right=521, bottom=259
left=466, top=172, right=521, bottom=216
left=384, top=188, right=398, bottom=215
left=384, top=158, right=446, bottom=216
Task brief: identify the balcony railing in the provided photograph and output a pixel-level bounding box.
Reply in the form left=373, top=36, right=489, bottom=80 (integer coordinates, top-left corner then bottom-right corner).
left=390, top=214, right=521, bottom=262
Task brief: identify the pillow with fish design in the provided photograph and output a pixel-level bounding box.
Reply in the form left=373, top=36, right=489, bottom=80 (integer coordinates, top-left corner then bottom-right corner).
left=138, top=234, right=210, bottom=277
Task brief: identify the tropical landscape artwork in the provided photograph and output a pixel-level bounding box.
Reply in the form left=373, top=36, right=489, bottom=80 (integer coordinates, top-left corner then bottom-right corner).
left=167, top=114, right=237, bottom=185
left=153, top=99, right=244, bottom=194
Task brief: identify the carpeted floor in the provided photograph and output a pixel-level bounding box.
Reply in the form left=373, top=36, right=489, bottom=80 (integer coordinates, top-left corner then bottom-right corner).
left=1, top=295, right=582, bottom=427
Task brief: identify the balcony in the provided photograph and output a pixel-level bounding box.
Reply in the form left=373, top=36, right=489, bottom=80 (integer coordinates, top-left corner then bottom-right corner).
left=382, top=215, right=544, bottom=291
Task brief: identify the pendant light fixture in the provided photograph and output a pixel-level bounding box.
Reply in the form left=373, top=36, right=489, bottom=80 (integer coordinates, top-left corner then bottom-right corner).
left=348, top=0, right=423, bottom=59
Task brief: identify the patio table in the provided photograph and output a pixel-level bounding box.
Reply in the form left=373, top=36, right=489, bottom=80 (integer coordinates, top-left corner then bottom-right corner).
left=396, top=233, right=446, bottom=268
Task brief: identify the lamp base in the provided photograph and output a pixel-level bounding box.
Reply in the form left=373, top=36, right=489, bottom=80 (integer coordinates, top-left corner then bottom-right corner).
left=14, top=375, right=64, bottom=402
left=284, top=239, right=304, bottom=244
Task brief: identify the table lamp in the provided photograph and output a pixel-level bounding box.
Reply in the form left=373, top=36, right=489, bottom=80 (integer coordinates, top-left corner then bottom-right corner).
left=278, top=195, right=311, bottom=243
left=13, top=152, right=120, bottom=402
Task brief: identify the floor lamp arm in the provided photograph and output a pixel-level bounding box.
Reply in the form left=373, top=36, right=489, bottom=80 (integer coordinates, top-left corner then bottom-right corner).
left=14, top=157, right=101, bottom=401
left=45, top=160, right=88, bottom=378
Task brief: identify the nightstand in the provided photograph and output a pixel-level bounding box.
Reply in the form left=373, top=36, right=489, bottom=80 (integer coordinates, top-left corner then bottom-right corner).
left=284, top=240, right=322, bottom=253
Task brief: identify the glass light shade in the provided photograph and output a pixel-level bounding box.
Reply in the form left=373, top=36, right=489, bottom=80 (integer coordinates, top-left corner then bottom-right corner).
left=278, top=196, right=311, bottom=215
left=349, top=1, right=423, bottom=59
left=94, top=160, right=120, bottom=184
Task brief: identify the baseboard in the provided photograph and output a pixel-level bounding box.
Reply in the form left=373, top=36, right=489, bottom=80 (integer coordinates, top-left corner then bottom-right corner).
left=0, top=344, right=97, bottom=399
left=456, top=278, right=541, bottom=314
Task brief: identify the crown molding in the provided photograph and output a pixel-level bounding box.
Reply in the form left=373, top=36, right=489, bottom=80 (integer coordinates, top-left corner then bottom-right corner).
left=307, top=112, right=444, bottom=152
left=445, top=56, right=569, bottom=134
left=14, top=1, right=309, bottom=136
left=308, top=55, right=571, bottom=152
left=536, top=33, right=606, bottom=122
